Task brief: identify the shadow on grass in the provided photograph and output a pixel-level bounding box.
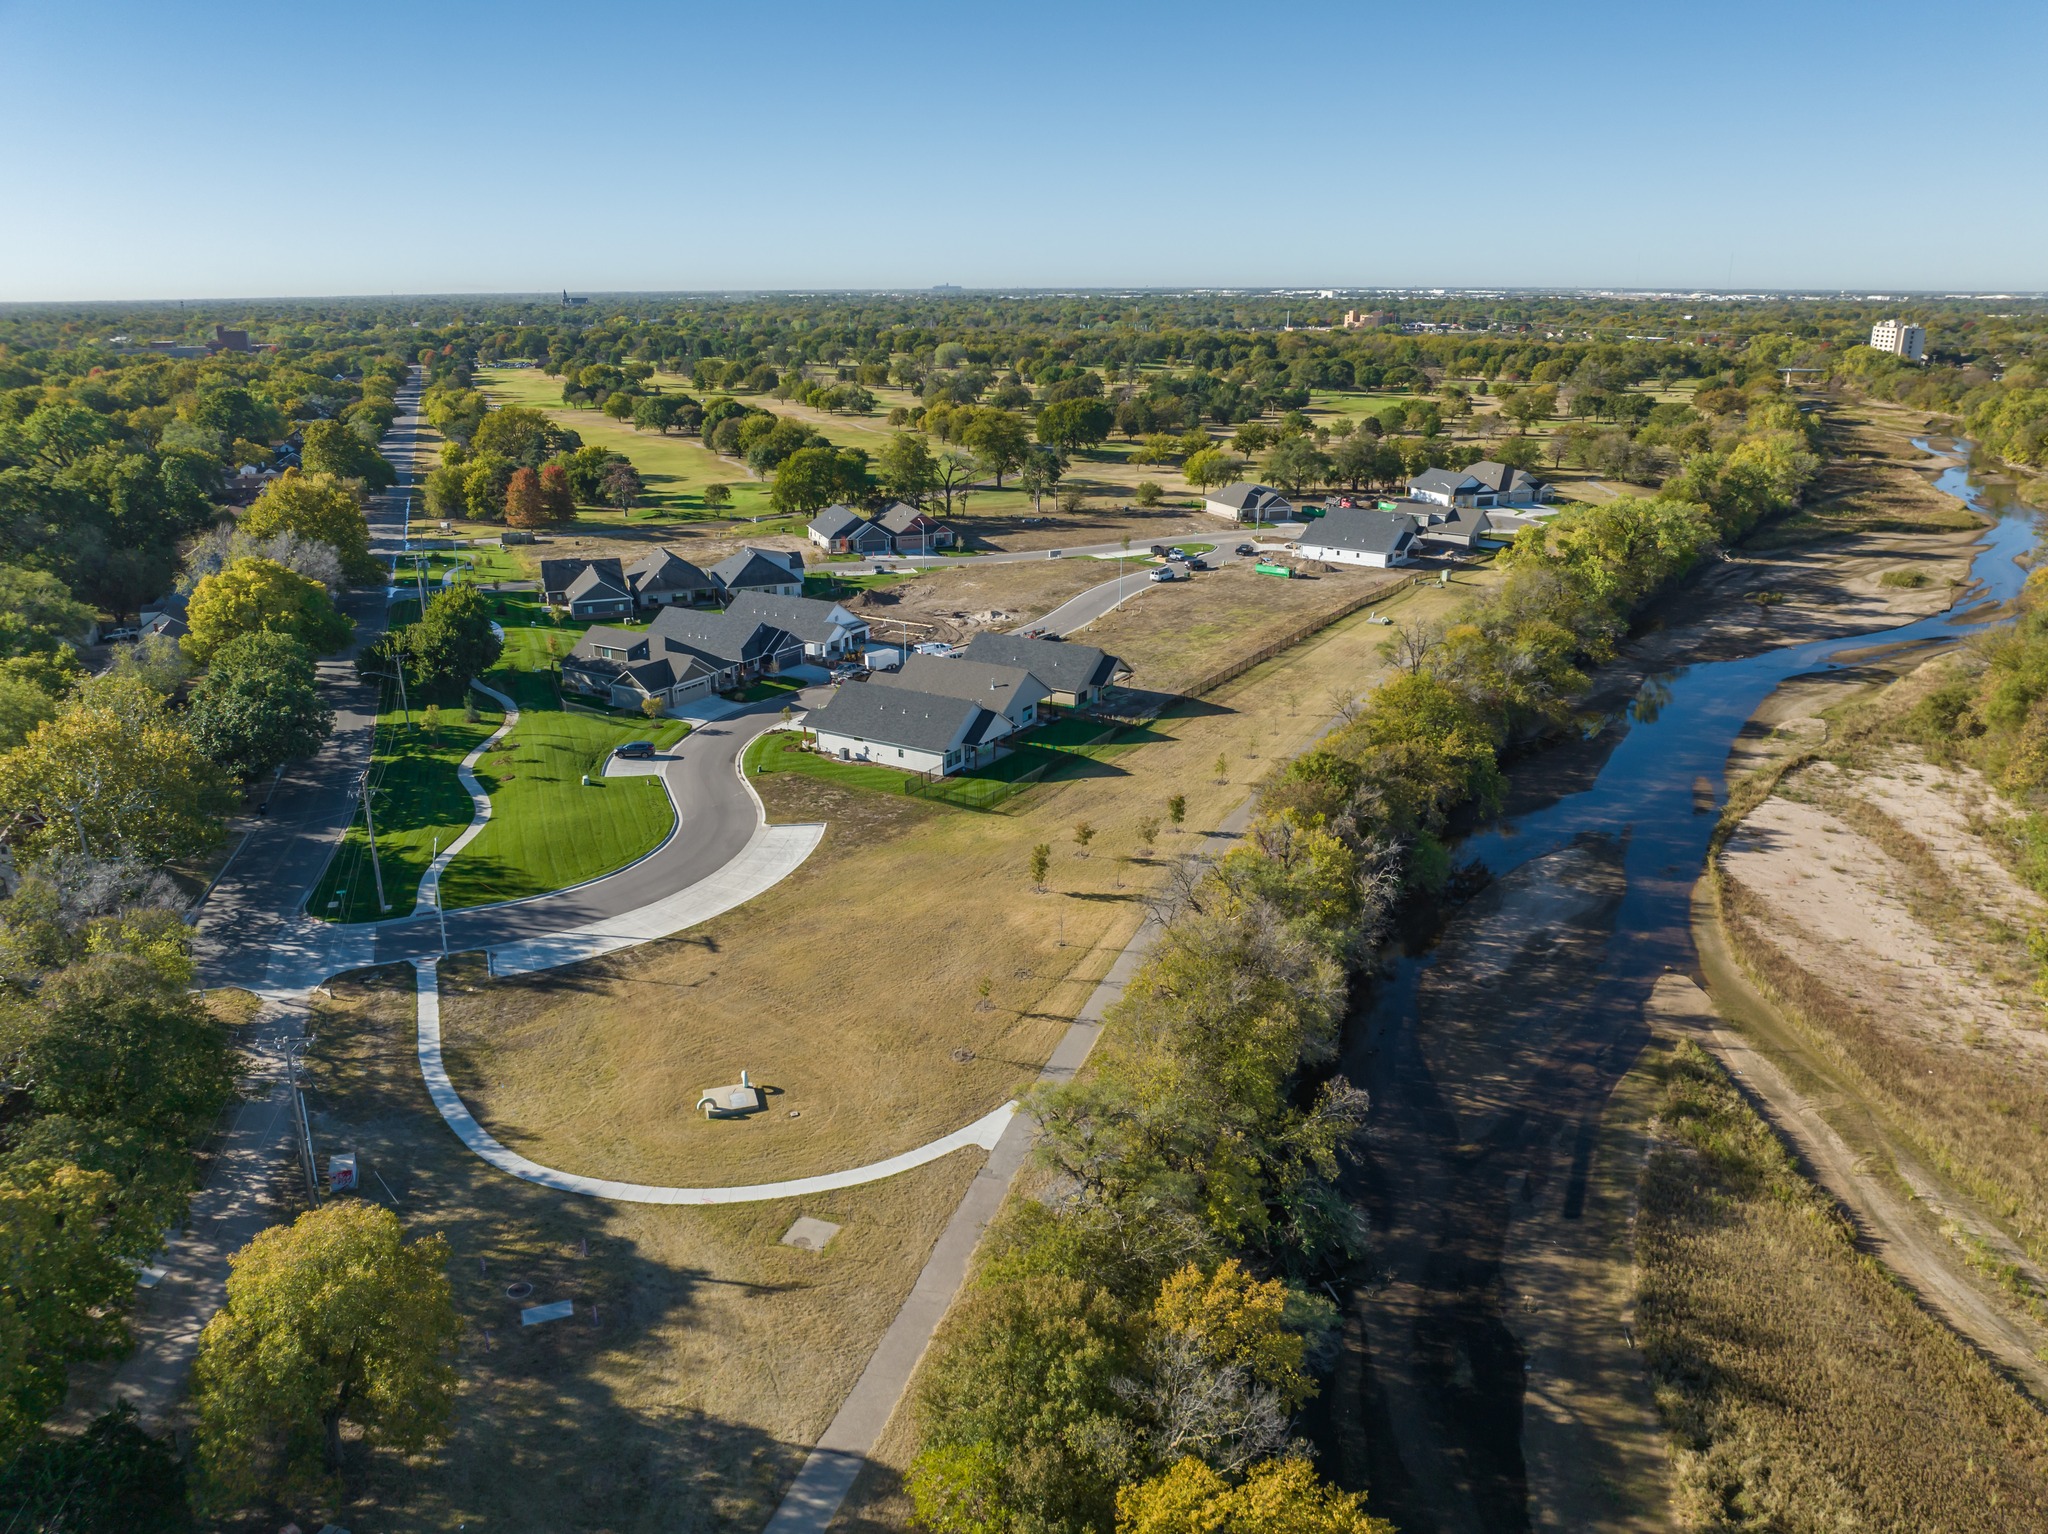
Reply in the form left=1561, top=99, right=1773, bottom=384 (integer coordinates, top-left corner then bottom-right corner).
left=299, top=963, right=819, bottom=1532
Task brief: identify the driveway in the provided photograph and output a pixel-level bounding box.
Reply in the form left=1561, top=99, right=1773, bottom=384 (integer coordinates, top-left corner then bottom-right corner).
left=1015, top=535, right=1297, bottom=637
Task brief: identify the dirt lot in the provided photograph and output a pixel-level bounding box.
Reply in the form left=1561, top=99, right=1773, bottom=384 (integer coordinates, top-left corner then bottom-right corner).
left=834, top=556, right=1137, bottom=644
left=1079, top=559, right=1415, bottom=696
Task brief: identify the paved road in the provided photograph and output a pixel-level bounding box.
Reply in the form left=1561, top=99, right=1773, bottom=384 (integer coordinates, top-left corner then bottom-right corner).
left=193, top=373, right=428, bottom=989
left=1018, top=536, right=1294, bottom=637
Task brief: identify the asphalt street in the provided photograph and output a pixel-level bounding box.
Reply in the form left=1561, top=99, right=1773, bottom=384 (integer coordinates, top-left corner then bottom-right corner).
left=193, top=373, right=427, bottom=989
left=1017, top=534, right=1294, bottom=636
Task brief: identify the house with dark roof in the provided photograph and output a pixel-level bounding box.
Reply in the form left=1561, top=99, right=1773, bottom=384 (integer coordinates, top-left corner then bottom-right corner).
left=540, top=556, right=635, bottom=617
left=1296, top=506, right=1420, bottom=568
left=560, top=624, right=716, bottom=709
left=626, top=548, right=719, bottom=609
left=1202, top=482, right=1295, bottom=523
left=709, top=546, right=804, bottom=599
left=1409, top=461, right=1553, bottom=509
left=869, top=654, right=1047, bottom=728
left=807, top=683, right=1010, bottom=776
left=139, top=591, right=190, bottom=642
left=646, top=604, right=804, bottom=687
left=873, top=502, right=958, bottom=553
left=807, top=505, right=895, bottom=557
left=960, top=633, right=1126, bottom=709
left=722, top=592, right=868, bottom=663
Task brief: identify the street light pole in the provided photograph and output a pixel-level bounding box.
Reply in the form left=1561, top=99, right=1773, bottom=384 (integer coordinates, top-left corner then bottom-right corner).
left=359, top=771, right=390, bottom=912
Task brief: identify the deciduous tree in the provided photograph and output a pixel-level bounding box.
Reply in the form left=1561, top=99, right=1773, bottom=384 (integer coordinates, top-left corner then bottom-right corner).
left=186, top=631, right=331, bottom=781
left=191, top=1203, right=460, bottom=1504
left=503, top=466, right=547, bottom=528
left=184, top=558, right=351, bottom=662
left=240, top=471, right=378, bottom=584
left=299, top=419, right=394, bottom=490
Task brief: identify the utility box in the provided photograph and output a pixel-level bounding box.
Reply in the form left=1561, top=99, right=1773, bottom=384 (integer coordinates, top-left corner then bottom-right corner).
left=328, top=1153, right=358, bottom=1195
left=1254, top=561, right=1294, bottom=579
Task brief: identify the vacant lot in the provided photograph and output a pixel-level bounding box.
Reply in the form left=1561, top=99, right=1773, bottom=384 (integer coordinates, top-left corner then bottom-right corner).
left=1636, top=1038, right=2048, bottom=1531
left=1077, top=558, right=1415, bottom=696
left=297, top=965, right=981, bottom=1533
left=833, top=555, right=1132, bottom=643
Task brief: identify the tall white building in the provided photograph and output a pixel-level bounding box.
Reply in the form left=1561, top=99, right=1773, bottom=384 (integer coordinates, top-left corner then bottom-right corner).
left=1870, top=319, right=1926, bottom=361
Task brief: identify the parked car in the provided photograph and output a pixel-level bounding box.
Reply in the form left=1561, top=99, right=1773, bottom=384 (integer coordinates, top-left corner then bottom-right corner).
left=830, top=663, right=868, bottom=683
left=1149, top=566, right=1180, bottom=583
left=1168, top=546, right=1192, bottom=559
left=614, top=741, right=656, bottom=759
left=1149, top=543, right=1169, bottom=557
left=99, top=626, right=139, bottom=644
left=1234, top=543, right=1256, bottom=557
left=1185, top=557, right=1209, bottom=571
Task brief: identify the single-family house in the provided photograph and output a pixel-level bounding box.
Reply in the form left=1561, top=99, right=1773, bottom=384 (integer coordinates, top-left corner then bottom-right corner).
left=1409, top=461, right=1554, bottom=509
left=870, top=654, right=1048, bottom=728
left=540, top=556, right=635, bottom=617
left=1202, top=482, right=1295, bottom=524
left=807, top=505, right=896, bottom=557
left=874, top=501, right=958, bottom=553
left=646, top=604, right=804, bottom=689
left=139, top=591, right=189, bottom=642
left=807, top=683, right=1009, bottom=776
left=1408, top=501, right=1524, bottom=550
left=722, top=591, right=869, bottom=663
left=560, top=625, right=716, bottom=711
left=1296, top=506, right=1420, bottom=568
left=960, top=633, right=1126, bottom=709
left=626, top=548, right=720, bottom=609
left=710, top=546, right=804, bottom=599
left=1461, top=459, right=1554, bottom=507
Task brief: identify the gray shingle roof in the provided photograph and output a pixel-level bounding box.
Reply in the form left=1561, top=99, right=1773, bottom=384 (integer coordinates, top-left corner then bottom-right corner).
left=870, top=655, right=1045, bottom=716
left=1461, top=460, right=1548, bottom=496
left=564, top=564, right=633, bottom=603
left=1204, top=481, right=1291, bottom=513
left=810, top=682, right=995, bottom=754
left=626, top=548, right=715, bottom=595
left=876, top=501, right=949, bottom=535
left=960, top=633, right=1123, bottom=694
left=541, top=556, right=625, bottom=599
left=710, top=547, right=803, bottom=590
left=1408, top=468, right=1480, bottom=497
left=808, top=505, right=865, bottom=540
left=1301, top=506, right=1419, bottom=556
left=647, top=603, right=799, bottom=669
left=722, top=591, right=864, bottom=646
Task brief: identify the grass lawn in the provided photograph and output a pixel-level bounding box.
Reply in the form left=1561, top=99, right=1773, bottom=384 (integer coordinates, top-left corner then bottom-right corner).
left=724, top=676, right=804, bottom=704
left=439, top=664, right=690, bottom=909
left=309, top=691, right=506, bottom=923
left=476, top=368, right=779, bottom=522
left=802, top=569, right=919, bottom=600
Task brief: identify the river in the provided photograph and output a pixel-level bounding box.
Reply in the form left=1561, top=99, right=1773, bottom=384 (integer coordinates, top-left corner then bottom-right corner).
left=1318, top=440, right=2039, bottom=1532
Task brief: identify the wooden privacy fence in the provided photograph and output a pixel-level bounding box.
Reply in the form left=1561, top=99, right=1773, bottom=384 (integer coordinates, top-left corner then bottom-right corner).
left=1168, top=572, right=1420, bottom=704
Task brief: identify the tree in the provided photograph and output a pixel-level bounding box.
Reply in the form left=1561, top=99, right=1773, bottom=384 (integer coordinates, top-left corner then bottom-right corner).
left=0, top=675, right=231, bottom=864
left=503, top=465, right=547, bottom=528
left=1490, top=433, right=1546, bottom=472
left=472, top=404, right=576, bottom=466
left=1167, top=793, right=1186, bottom=829
left=879, top=431, right=938, bottom=506
left=1183, top=449, right=1244, bottom=493
left=1135, top=480, right=1163, bottom=508
left=1263, top=437, right=1331, bottom=497
left=1018, top=447, right=1065, bottom=513
left=601, top=460, right=645, bottom=516
left=702, top=482, right=732, bottom=511
left=240, top=471, right=378, bottom=584
left=191, top=1202, right=460, bottom=1503
left=184, top=557, right=351, bottom=662
left=932, top=449, right=977, bottom=515
left=772, top=446, right=871, bottom=517
left=186, top=631, right=332, bottom=782
left=1073, top=820, right=1096, bottom=853
left=1116, top=1457, right=1394, bottom=1534
left=0, top=563, right=94, bottom=656
left=1029, top=843, right=1052, bottom=889
left=299, top=419, right=394, bottom=490
left=406, top=585, right=502, bottom=696
left=537, top=462, right=576, bottom=523
left=1037, top=398, right=1115, bottom=454
left=962, top=410, right=1030, bottom=486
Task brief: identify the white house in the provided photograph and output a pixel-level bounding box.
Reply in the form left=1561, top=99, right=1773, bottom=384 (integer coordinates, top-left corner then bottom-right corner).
left=1409, top=460, right=1553, bottom=509
left=807, top=683, right=1010, bottom=776
left=721, top=591, right=869, bottom=663
left=1203, top=482, right=1295, bottom=523
left=1297, top=506, right=1420, bottom=568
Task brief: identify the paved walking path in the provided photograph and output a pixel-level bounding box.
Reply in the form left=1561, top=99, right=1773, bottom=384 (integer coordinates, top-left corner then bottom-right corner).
left=762, top=804, right=1259, bottom=1533
left=417, top=681, right=519, bottom=907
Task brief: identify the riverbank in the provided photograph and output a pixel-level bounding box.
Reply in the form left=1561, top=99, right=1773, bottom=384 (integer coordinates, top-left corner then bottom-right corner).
left=1317, top=406, right=2041, bottom=1533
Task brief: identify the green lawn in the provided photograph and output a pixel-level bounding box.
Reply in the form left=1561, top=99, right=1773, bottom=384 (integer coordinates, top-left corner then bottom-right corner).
left=309, top=692, right=506, bottom=923
left=802, top=569, right=920, bottom=599
left=438, top=664, right=690, bottom=909
left=476, top=368, right=780, bottom=521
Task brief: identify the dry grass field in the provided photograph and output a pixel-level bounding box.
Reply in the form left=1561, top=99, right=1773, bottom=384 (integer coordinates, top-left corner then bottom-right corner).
left=1636, top=1038, right=2048, bottom=1531
left=298, top=965, right=982, bottom=1534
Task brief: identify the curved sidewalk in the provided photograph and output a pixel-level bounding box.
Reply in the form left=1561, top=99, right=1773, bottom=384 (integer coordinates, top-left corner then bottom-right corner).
left=417, top=680, right=519, bottom=907
left=415, top=960, right=1013, bottom=1203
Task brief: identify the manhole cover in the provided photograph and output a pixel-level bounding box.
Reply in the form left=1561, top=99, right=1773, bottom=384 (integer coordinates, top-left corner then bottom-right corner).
left=504, top=1282, right=533, bottom=1300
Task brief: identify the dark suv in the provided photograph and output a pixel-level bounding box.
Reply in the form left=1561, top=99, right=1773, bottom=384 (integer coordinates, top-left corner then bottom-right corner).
left=614, top=741, right=656, bottom=760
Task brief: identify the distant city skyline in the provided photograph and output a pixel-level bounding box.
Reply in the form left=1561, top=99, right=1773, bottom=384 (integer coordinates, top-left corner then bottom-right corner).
left=2, top=0, right=2042, bottom=301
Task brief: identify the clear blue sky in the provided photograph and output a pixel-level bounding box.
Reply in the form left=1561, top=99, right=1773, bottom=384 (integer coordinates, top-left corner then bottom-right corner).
left=2, top=0, right=2041, bottom=301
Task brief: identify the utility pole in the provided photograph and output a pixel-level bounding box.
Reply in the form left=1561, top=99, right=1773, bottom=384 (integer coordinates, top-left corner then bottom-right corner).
left=359, top=771, right=390, bottom=912
left=431, top=835, right=448, bottom=953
